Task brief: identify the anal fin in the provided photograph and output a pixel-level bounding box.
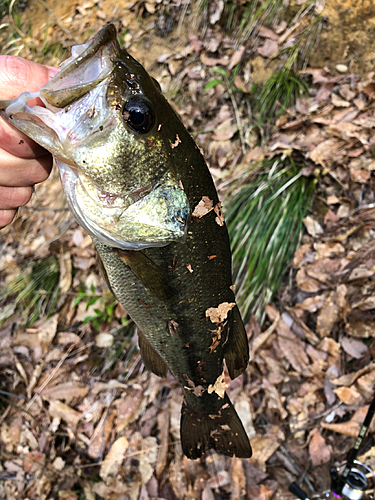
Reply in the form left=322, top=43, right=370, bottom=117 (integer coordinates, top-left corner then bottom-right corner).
left=138, top=331, right=168, bottom=378
left=223, top=305, right=249, bottom=379
left=180, top=393, right=252, bottom=459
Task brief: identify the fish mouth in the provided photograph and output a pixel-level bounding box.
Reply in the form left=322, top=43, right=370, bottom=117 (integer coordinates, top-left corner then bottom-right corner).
left=58, top=161, right=190, bottom=250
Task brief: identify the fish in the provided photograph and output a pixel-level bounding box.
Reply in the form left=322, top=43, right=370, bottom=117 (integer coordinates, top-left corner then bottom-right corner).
left=0, top=24, right=251, bottom=459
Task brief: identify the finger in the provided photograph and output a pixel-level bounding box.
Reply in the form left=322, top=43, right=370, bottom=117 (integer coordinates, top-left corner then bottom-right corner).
left=0, top=56, right=58, bottom=158
left=0, top=185, right=33, bottom=209
left=0, top=148, right=53, bottom=186
left=0, top=118, right=50, bottom=158
left=0, top=55, right=58, bottom=99
left=0, top=208, right=17, bottom=229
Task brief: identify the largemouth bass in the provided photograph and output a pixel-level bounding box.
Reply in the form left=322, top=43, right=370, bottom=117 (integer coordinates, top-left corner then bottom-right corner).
left=0, top=24, right=251, bottom=459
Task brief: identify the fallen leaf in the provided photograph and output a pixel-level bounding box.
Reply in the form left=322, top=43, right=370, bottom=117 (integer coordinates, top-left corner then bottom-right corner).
left=192, top=196, right=214, bottom=218
left=257, top=39, right=278, bottom=58
left=341, top=337, right=368, bottom=359
left=303, top=216, right=324, bottom=237
left=309, top=432, right=331, bottom=466
left=276, top=319, right=312, bottom=376
left=250, top=426, right=285, bottom=470
left=316, top=292, right=339, bottom=337
left=333, top=386, right=364, bottom=405
left=100, top=436, right=129, bottom=479
left=49, top=400, right=82, bottom=427
left=39, top=381, right=89, bottom=403
left=205, top=302, right=235, bottom=323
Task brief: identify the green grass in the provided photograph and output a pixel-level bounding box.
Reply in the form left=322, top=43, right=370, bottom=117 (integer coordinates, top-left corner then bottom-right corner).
left=226, top=156, right=315, bottom=323
left=0, top=0, right=67, bottom=64
left=255, top=68, right=309, bottom=127
left=0, top=256, right=60, bottom=326
left=236, top=0, right=285, bottom=42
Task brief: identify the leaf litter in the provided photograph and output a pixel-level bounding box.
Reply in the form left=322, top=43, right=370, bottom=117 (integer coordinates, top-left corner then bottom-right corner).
left=1, top=0, right=375, bottom=499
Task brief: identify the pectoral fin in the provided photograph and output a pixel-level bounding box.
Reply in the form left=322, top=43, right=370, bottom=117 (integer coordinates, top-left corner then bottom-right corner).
left=116, top=249, right=177, bottom=301
left=223, top=305, right=249, bottom=379
left=138, top=331, right=168, bottom=378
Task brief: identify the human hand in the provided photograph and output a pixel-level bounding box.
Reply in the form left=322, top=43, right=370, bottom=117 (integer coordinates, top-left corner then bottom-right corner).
left=0, top=56, right=58, bottom=228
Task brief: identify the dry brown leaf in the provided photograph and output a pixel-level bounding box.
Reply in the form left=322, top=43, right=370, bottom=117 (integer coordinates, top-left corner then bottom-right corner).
left=100, top=436, right=129, bottom=480
left=333, top=386, right=364, bottom=405
left=331, top=93, right=350, bottom=107
left=258, top=25, right=279, bottom=40
left=49, top=400, right=82, bottom=427
left=309, top=431, right=331, bottom=466
left=39, top=380, right=89, bottom=403
left=346, top=321, right=375, bottom=338
left=228, top=45, right=245, bottom=69
left=310, top=139, right=344, bottom=166
left=207, top=470, right=230, bottom=488
left=322, top=420, right=360, bottom=437
left=116, top=387, right=144, bottom=433
left=156, top=410, right=169, bottom=478
left=246, top=484, right=275, bottom=500
left=314, top=241, right=345, bottom=258
left=295, top=267, right=323, bottom=293
left=88, top=410, right=116, bottom=460
left=318, top=337, right=341, bottom=359
left=330, top=362, right=375, bottom=386
left=322, top=405, right=375, bottom=436
left=276, top=319, right=312, bottom=377
left=257, top=39, right=278, bottom=58
left=192, top=196, right=214, bottom=218
left=316, top=291, right=339, bottom=337
left=212, top=118, right=237, bottom=141
left=205, top=302, right=235, bottom=323
left=303, top=216, right=324, bottom=237
left=200, top=52, right=229, bottom=67
left=356, top=368, right=375, bottom=398
left=250, top=426, right=285, bottom=470
left=341, top=336, right=368, bottom=359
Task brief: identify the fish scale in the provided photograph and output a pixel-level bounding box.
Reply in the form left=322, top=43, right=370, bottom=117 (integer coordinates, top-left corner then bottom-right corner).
left=0, top=24, right=251, bottom=459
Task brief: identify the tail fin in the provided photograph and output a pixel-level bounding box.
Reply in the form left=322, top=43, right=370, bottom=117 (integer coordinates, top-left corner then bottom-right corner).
left=180, top=394, right=252, bottom=459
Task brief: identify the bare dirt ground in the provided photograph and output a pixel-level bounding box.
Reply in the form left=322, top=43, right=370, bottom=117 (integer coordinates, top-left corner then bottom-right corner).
left=1, top=1, right=375, bottom=499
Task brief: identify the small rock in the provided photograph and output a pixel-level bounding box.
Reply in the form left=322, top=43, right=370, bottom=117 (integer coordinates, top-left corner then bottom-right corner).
left=336, top=64, right=348, bottom=73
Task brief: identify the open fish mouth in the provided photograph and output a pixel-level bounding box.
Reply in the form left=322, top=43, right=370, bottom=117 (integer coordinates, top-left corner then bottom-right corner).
left=0, top=24, right=190, bottom=250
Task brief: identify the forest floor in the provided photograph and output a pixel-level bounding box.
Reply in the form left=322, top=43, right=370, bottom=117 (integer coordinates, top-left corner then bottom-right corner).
left=1, top=1, right=375, bottom=499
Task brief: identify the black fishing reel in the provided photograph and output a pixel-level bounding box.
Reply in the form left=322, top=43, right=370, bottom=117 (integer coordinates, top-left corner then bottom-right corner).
left=331, top=461, right=374, bottom=500
left=289, top=394, right=375, bottom=500
left=289, top=460, right=374, bottom=500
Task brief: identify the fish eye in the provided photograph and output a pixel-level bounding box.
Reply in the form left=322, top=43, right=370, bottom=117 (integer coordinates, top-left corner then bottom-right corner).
left=122, top=98, right=155, bottom=134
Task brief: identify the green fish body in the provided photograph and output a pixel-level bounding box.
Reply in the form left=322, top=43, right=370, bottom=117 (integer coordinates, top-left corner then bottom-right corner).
left=0, top=24, right=251, bottom=459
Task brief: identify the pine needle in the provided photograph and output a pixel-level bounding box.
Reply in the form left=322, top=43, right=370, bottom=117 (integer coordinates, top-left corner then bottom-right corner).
left=255, top=68, right=308, bottom=126
left=226, top=156, right=315, bottom=323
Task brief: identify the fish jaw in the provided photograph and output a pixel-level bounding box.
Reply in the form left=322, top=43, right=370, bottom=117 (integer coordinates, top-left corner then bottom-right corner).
left=0, top=24, right=190, bottom=249
left=59, top=160, right=189, bottom=249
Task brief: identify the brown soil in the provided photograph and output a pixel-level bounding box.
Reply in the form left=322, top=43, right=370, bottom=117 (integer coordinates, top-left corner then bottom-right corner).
left=26, top=0, right=375, bottom=76
left=311, top=0, right=375, bottom=74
